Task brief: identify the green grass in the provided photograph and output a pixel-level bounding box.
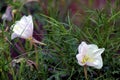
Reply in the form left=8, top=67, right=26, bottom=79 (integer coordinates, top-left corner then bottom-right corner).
left=0, top=0, right=120, bottom=80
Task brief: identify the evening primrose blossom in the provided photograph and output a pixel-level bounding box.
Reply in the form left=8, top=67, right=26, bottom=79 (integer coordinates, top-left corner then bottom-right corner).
left=76, top=41, right=105, bottom=69
left=11, top=15, right=45, bottom=45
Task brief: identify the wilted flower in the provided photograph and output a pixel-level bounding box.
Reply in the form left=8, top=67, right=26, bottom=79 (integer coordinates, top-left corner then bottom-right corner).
left=11, top=15, right=46, bottom=45
left=2, top=6, right=13, bottom=21
left=12, top=58, right=25, bottom=67
left=11, top=58, right=37, bottom=69
left=76, top=41, right=105, bottom=69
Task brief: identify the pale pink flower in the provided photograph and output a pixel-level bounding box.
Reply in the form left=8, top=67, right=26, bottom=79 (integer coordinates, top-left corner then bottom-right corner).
left=76, top=41, right=105, bottom=69
left=11, top=15, right=46, bottom=45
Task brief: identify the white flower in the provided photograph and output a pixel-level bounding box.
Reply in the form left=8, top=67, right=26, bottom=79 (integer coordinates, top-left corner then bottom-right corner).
left=11, top=15, right=33, bottom=39
left=76, top=41, right=105, bottom=69
left=11, top=15, right=46, bottom=45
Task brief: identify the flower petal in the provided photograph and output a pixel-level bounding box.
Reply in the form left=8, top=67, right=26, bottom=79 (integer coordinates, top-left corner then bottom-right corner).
left=93, top=48, right=105, bottom=58
left=87, top=44, right=98, bottom=55
left=76, top=53, right=85, bottom=66
left=11, top=33, right=18, bottom=40
left=78, top=41, right=88, bottom=55
left=19, top=15, right=33, bottom=38
left=88, top=44, right=98, bottom=51
left=11, top=15, right=33, bottom=39
left=93, top=56, right=103, bottom=69
left=86, top=56, right=103, bottom=69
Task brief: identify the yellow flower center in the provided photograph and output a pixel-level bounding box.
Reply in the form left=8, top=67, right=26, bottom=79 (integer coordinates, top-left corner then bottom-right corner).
left=14, top=26, right=19, bottom=31
left=27, top=36, right=33, bottom=41
left=81, top=55, right=94, bottom=64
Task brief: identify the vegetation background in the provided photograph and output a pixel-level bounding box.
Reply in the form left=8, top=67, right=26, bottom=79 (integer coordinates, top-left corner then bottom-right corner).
left=0, top=0, right=120, bottom=80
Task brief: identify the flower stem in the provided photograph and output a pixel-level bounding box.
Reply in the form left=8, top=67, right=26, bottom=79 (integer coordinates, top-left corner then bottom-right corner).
left=84, top=65, right=88, bottom=80
left=34, top=43, right=38, bottom=69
